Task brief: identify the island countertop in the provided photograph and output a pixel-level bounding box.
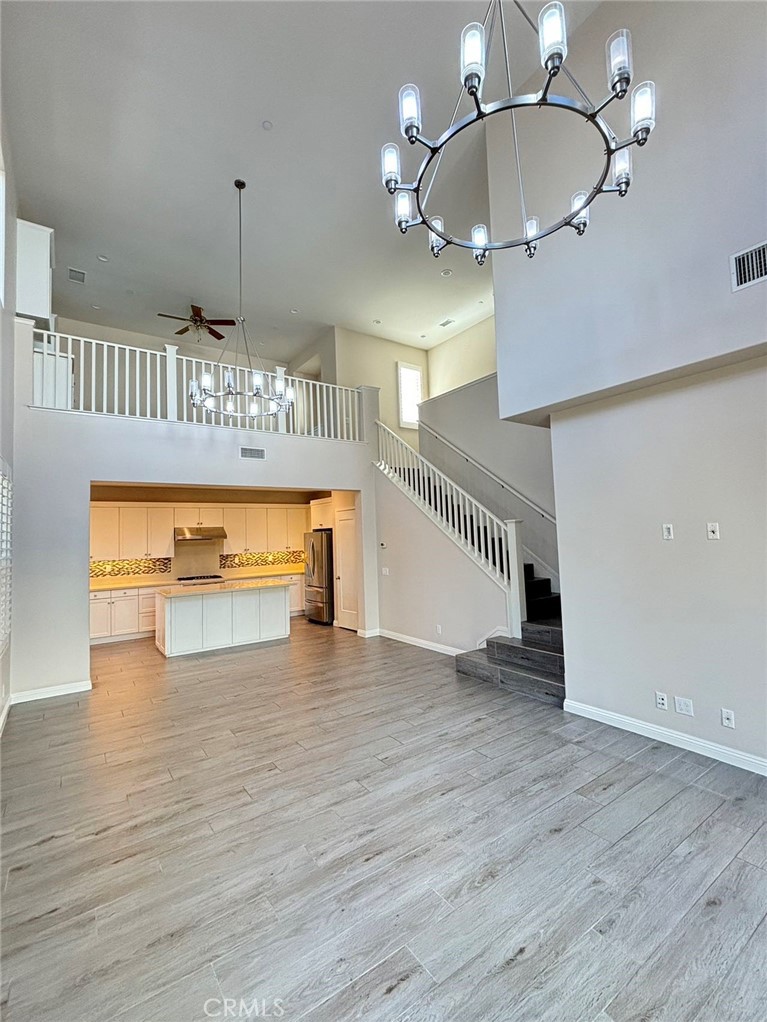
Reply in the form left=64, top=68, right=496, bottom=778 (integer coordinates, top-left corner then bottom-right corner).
left=155, top=577, right=295, bottom=599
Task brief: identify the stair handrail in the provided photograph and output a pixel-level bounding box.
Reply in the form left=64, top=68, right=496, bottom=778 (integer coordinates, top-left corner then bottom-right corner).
left=376, top=420, right=527, bottom=635
left=418, top=421, right=556, bottom=525
left=376, top=421, right=508, bottom=533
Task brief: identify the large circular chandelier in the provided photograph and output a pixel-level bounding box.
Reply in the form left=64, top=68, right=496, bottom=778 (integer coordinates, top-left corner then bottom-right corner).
left=188, top=180, right=295, bottom=421
left=380, top=1, right=656, bottom=264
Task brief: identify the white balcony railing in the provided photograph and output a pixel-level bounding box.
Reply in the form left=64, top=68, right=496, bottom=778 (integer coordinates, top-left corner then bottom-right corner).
left=31, top=331, right=364, bottom=442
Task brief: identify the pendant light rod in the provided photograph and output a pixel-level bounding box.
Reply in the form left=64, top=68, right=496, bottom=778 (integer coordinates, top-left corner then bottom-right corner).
left=498, top=0, right=528, bottom=233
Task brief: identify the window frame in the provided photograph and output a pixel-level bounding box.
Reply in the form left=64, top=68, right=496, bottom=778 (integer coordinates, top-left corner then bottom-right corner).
left=397, top=360, right=424, bottom=430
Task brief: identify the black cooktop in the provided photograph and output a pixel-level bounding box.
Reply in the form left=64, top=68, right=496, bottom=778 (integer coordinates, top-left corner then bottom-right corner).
left=176, top=574, right=223, bottom=581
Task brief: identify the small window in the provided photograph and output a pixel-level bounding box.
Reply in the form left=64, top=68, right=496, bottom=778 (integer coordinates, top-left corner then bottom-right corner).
left=397, top=361, right=423, bottom=429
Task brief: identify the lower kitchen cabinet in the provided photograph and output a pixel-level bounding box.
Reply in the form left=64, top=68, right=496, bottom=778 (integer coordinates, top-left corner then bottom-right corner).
left=90, top=588, right=156, bottom=641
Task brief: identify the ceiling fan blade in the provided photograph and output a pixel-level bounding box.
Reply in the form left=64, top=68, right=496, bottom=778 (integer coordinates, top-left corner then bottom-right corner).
left=157, top=313, right=190, bottom=321
left=207, top=319, right=237, bottom=326
left=175, top=325, right=191, bottom=335
left=206, top=326, right=226, bottom=341
left=191, top=305, right=204, bottom=320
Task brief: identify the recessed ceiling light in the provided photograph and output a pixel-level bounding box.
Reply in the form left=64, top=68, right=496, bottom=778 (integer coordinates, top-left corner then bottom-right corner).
left=373, top=319, right=381, bottom=325
left=91, top=304, right=101, bottom=310
left=262, top=120, right=274, bottom=131
left=420, top=334, right=426, bottom=339
left=96, top=255, right=109, bottom=262
left=290, top=308, right=299, bottom=314
left=440, top=268, right=453, bottom=277
left=125, top=289, right=135, bottom=296
left=478, top=299, right=484, bottom=304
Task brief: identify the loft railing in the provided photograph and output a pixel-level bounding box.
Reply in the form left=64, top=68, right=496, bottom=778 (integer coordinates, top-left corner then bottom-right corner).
left=376, top=421, right=527, bottom=635
left=31, top=331, right=364, bottom=442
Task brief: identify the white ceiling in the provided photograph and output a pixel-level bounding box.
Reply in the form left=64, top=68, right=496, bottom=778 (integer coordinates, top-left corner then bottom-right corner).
left=2, top=0, right=598, bottom=360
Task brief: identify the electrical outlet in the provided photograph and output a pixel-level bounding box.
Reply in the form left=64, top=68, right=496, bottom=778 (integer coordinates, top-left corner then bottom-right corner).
left=707, top=522, right=720, bottom=540
left=435, top=625, right=442, bottom=636
left=721, top=708, right=735, bottom=729
left=674, top=696, right=694, bottom=717
left=662, top=524, right=674, bottom=540
left=381, top=567, right=389, bottom=576
left=655, top=691, right=668, bottom=710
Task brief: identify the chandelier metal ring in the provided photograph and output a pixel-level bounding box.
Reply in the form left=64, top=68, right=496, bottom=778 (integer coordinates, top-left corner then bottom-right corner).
left=406, top=93, right=616, bottom=251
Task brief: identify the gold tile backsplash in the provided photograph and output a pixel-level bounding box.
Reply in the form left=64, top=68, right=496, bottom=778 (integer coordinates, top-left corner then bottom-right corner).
left=90, top=558, right=172, bottom=578
left=220, top=550, right=305, bottom=569
left=90, top=550, right=305, bottom=578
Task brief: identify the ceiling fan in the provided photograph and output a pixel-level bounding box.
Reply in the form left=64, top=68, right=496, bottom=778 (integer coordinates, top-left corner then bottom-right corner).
left=157, top=304, right=236, bottom=342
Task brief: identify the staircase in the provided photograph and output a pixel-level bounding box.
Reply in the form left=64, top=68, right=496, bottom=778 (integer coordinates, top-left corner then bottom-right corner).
left=376, top=421, right=564, bottom=706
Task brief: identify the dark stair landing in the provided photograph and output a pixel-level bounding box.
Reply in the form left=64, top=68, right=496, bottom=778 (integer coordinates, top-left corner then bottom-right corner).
left=455, top=564, right=564, bottom=707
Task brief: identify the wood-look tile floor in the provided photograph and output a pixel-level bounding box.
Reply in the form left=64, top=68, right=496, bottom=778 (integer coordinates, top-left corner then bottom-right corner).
left=2, top=620, right=766, bottom=1022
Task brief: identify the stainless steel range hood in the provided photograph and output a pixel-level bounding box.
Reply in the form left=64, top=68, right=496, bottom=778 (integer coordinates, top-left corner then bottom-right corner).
left=174, top=526, right=227, bottom=543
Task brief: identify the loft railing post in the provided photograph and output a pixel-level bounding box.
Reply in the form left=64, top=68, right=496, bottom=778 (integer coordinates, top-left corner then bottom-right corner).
left=164, top=344, right=178, bottom=421
left=504, top=518, right=526, bottom=638
left=275, top=365, right=288, bottom=433
left=359, top=387, right=381, bottom=456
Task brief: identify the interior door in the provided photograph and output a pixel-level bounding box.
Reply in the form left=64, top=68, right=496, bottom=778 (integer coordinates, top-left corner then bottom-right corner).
left=334, top=508, right=358, bottom=631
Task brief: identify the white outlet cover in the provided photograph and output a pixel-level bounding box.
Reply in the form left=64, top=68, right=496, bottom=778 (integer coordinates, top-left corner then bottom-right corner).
left=674, top=696, right=694, bottom=716
left=707, top=522, right=720, bottom=540
left=721, top=708, right=736, bottom=728
left=655, top=691, right=668, bottom=710
left=662, top=524, right=674, bottom=540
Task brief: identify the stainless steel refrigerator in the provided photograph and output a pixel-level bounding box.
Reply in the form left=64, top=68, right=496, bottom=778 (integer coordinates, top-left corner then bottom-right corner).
left=304, top=529, right=334, bottom=624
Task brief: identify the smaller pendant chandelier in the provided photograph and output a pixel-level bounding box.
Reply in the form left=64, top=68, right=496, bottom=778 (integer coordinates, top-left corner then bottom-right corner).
left=188, top=179, right=295, bottom=421
left=380, top=1, right=657, bottom=264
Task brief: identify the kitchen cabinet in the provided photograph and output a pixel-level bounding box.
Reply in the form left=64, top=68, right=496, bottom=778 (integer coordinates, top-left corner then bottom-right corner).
left=223, top=508, right=247, bottom=554
left=147, top=508, right=174, bottom=558
left=202, top=593, right=233, bottom=649
left=200, top=508, right=224, bottom=526
left=173, top=507, right=224, bottom=528
left=310, top=499, right=333, bottom=530
left=245, top=509, right=268, bottom=552
left=287, top=507, right=309, bottom=550
left=119, top=507, right=148, bottom=560
left=285, top=574, right=304, bottom=614
left=266, top=508, right=288, bottom=551
left=90, top=589, right=148, bottom=640
left=90, top=508, right=119, bottom=561
left=138, top=589, right=157, bottom=633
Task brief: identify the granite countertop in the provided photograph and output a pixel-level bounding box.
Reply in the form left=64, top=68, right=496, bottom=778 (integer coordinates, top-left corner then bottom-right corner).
left=155, top=577, right=295, bottom=599
left=89, top=563, right=304, bottom=592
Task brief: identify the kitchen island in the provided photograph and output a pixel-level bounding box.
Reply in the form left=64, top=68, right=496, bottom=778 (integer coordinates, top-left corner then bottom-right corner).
left=155, top=578, right=293, bottom=657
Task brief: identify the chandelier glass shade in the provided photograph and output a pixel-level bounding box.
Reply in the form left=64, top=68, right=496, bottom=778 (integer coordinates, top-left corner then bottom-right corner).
left=380, top=0, right=657, bottom=264
left=188, top=180, right=295, bottom=422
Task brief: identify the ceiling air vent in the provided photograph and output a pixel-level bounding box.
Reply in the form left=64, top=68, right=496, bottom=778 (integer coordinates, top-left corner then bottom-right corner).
left=239, top=446, right=266, bottom=461
left=439, top=318, right=455, bottom=328
left=730, top=243, right=767, bottom=292
left=68, top=267, right=86, bottom=284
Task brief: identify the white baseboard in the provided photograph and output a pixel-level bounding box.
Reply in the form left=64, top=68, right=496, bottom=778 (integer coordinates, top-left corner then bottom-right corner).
left=564, top=699, right=767, bottom=777
left=10, top=679, right=92, bottom=705
left=376, top=629, right=462, bottom=657
left=90, top=629, right=154, bottom=645
left=0, top=696, right=10, bottom=735
left=357, top=628, right=381, bottom=638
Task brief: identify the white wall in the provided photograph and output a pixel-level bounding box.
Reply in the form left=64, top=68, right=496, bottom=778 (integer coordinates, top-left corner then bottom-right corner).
left=488, top=1, right=767, bottom=424
left=11, top=322, right=380, bottom=698
left=427, top=316, right=496, bottom=398
left=335, top=327, right=429, bottom=445
left=552, top=358, right=767, bottom=766
left=419, top=375, right=558, bottom=581
left=375, top=471, right=508, bottom=654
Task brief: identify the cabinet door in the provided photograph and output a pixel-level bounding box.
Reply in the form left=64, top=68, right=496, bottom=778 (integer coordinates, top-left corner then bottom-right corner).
left=287, top=508, right=308, bottom=551
left=267, top=508, right=288, bottom=551
left=170, top=596, right=203, bottom=654
left=223, top=508, right=248, bottom=554
left=174, top=507, right=200, bottom=528
left=310, top=500, right=332, bottom=530
left=110, top=596, right=139, bottom=636
left=288, top=575, right=304, bottom=613
left=199, top=508, right=224, bottom=526
left=202, top=593, right=233, bottom=650
left=148, top=508, right=175, bottom=558
left=119, top=507, right=149, bottom=560
left=260, top=586, right=289, bottom=639
left=89, top=599, right=112, bottom=638
left=90, top=507, right=119, bottom=561
left=246, top=509, right=268, bottom=552
left=232, top=590, right=261, bottom=644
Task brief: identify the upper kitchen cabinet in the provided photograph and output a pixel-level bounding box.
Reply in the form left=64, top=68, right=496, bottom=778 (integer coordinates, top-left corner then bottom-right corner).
left=174, top=507, right=224, bottom=527
left=287, top=507, right=309, bottom=549
left=147, top=507, right=174, bottom=558
left=17, top=219, right=54, bottom=323
left=200, top=508, right=224, bottom=527
left=245, top=509, right=268, bottom=552
left=90, top=507, right=119, bottom=561
left=223, top=508, right=247, bottom=554
left=119, top=507, right=149, bottom=560
left=310, top=498, right=333, bottom=530
left=266, top=508, right=288, bottom=551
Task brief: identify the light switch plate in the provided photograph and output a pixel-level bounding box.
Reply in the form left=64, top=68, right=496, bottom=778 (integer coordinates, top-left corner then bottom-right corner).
left=662, top=524, right=674, bottom=540
left=707, top=522, right=720, bottom=540
left=381, top=567, right=390, bottom=576
left=674, top=696, right=694, bottom=716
